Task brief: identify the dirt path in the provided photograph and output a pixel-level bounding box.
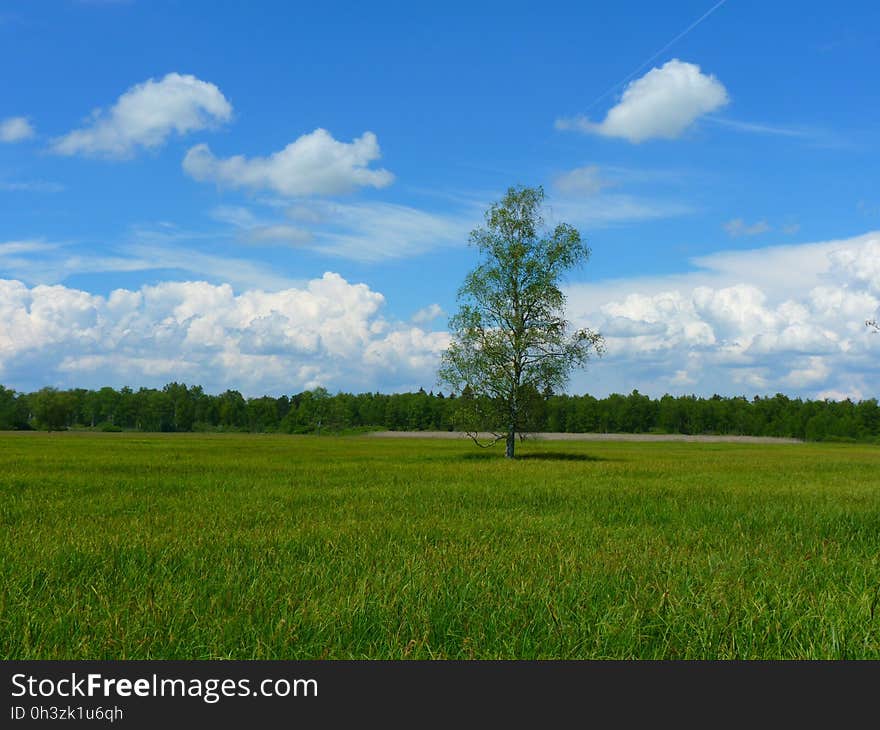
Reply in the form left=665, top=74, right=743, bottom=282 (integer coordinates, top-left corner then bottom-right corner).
left=366, top=431, right=803, bottom=444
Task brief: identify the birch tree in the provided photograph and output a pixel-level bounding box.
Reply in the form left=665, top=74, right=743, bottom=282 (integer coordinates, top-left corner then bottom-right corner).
left=438, top=185, right=604, bottom=458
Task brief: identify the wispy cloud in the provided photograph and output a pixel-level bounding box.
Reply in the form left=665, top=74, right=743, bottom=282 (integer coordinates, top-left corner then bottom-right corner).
left=707, top=117, right=846, bottom=147
left=547, top=194, right=693, bottom=229
left=211, top=199, right=475, bottom=262
left=545, top=163, right=694, bottom=228
left=210, top=206, right=313, bottom=247
left=723, top=218, right=771, bottom=237
left=723, top=219, right=801, bottom=238
left=0, top=180, right=66, bottom=193
left=0, top=225, right=302, bottom=292
left=0, top=240, right=62, bottom=256
left=120, top=243, right=304, bottom=290
left=709, top=117, right=815, bottom=138
left=553, top=166, right=613, bottom=196
left=303, top=200, right=473, bottom=261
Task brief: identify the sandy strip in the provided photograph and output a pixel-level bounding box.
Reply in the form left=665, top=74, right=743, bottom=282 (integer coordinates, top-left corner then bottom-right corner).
left=366, top=431, right=803, bottom=444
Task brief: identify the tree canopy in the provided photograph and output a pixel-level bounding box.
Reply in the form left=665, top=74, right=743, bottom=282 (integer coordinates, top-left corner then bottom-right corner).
left=0, top=382, right=877, bottom=442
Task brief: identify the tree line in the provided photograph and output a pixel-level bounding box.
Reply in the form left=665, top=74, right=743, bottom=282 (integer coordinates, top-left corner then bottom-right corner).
left=1, top=383, right=878, bottom=442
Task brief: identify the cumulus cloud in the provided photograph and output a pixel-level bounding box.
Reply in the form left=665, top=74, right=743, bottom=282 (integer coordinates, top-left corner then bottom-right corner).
left=411, top=303, right=444, bottom=325
left=783, top=356, right=832, bottom=388
left=51, top=73, right=232, bottom=158
left=7, top=225, right=880, bottom=400
left=183, top=128, right=394, bottom=196
left=556, top=59, right=729, bottom=143
left=827, top=238, right=880, bottom=294
left=0, top=274, right=449, bottom=395
left=0, top=116, right=35, bottom=142
left=566, top=232, right=880, bottom=399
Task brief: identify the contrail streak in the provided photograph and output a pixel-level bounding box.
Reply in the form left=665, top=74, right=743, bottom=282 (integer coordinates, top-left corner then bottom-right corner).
left=584, top=0, right=729, bottom=112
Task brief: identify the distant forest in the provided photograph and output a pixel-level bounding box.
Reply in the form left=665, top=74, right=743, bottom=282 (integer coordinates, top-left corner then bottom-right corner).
left=1, top=383, right=879, bottom=443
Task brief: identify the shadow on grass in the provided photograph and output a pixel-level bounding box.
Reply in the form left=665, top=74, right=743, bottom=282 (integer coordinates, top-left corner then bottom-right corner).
left=518, top=452, right=606, bottom=462
left=460, top=451, right=609, bottom=462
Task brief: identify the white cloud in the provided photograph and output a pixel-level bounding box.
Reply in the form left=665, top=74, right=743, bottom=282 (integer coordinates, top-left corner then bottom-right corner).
left=51, top=73, right=232, bottom=158
left=707, top=118, right=845, bottom=148
left=210, top=205, right=260, bottom=229
left=543, top=165, right=694, bottom=231
left=212, top=199, right=474, bottom=261
left=546, top=194, right=692, bottom=229
left=0, top=230, right=303, bottom=292
left=0, top=274, right=449, bottom=395
left=565, top=231, right=880, bottom=399
left=707, top=118, right=814, bottom=138
left=251, top=177, right=689, bottom=261
left=209, top=208, right=313, bottom=246
left=245, top=225, right=313, bottom=246
left=816, top=387, right=865, bottom=402
left=412, top=303, right=444, bottom=325
left=724, top=218, right=771, bottom=237
left=827, top=238, right=880, bottom=294
left=553, top=166, right=611, bottom=196
left=302, top=200, right=470, bottom=260
left=0, top=116, right=35, bottom=142
left=556, top=59, right=729, bottom=143
left=783, top=356, right=831, bottom=388
left=0, top=240, right=60, bottom=257
left=183, top=128, right=394, bottom=196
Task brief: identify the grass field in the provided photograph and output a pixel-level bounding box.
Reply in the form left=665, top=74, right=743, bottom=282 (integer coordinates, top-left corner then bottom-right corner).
left=2, top=432, right=879, bottom=659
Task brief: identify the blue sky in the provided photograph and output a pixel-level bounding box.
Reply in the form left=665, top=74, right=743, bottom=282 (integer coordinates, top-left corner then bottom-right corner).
left=1, top=0, right=879, bottom=398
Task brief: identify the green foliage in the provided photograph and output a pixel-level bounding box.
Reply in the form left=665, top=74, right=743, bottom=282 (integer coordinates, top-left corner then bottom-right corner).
left=439, top=185, right=604, bottom=456
left=30, top=387, right=76, bottom=431
left=0, top=385, right=29, bottom=430
left=1, top=382, right=880, bottom=441
left=2, top=433, right=880, bottom=659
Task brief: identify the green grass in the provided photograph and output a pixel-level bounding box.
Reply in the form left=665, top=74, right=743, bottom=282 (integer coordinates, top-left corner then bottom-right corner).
left=2, top=432, right=879, bottom=659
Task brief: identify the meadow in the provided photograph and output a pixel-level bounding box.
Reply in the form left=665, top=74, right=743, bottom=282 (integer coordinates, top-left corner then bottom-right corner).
left=1, top=432, right=879, bottom=659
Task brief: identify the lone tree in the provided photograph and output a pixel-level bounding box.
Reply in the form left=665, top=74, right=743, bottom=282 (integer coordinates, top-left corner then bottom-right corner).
left=439, top=185, right=604, bottom=458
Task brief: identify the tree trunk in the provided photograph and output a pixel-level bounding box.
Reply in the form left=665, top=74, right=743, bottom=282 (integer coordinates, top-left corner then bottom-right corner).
left=505, top=429, right=515, bottom=458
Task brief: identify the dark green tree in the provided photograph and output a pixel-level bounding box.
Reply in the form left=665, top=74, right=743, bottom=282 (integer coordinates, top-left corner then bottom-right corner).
left=31, top=387, right=75, bottom=431
left=0, top=386, right=20, bottom=429
left=438, top=185, right=604, bottom=458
